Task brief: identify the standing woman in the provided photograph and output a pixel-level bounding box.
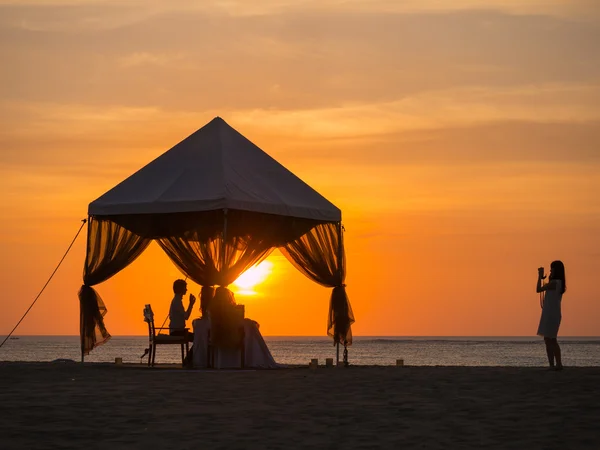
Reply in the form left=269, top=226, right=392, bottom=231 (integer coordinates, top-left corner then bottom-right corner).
left=536, top=260, right=567, bottom=370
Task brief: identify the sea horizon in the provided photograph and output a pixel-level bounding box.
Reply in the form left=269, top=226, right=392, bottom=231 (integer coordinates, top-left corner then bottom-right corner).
left=3, top=334, right=600, bottom=339
left=2, top=335, right=599, bottom=367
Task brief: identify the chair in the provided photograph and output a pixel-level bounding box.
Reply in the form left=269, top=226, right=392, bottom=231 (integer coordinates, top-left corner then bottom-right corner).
left=143, top=304, right=189, bottom=367
left=207, top=326, right=245, bottom=369
left=207, top=305, right=246, bottom=369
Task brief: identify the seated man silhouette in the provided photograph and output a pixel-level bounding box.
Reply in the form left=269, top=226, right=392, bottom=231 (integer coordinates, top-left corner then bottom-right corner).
left=169, top=279, right=195, bottom=367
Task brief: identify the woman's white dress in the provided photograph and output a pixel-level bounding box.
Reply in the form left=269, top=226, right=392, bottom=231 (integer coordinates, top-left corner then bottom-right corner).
left=537, top=280, right=563, bottom=338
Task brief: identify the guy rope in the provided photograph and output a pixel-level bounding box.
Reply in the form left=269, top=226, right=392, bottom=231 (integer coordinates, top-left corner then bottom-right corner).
left=0, top=219, right=87, bottom=349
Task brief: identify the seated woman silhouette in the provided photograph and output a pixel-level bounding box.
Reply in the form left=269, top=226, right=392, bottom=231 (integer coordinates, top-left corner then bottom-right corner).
left=209, top=287, right=243, bottom=349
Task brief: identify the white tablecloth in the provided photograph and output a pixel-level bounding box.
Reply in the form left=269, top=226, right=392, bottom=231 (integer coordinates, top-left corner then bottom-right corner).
left=192, top=318, right=279, bottom=369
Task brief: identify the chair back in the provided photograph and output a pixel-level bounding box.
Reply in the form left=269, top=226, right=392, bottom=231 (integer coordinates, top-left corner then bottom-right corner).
left=143, top=304, right=154, bottom=322
left=143, top=304, right=156, bottom=342
left=211, top=305, right=244, bottom=350
left=234, top=304, right=245, bottom=320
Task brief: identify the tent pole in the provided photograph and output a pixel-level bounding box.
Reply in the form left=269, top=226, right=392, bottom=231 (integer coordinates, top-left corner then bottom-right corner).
left=337, top=221, right=349, bottom=366
left=81, top=215, right=92, bottom=365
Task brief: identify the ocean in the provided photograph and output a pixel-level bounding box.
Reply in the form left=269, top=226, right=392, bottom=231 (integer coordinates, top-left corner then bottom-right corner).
left=1, top=336, right=599, bottom=367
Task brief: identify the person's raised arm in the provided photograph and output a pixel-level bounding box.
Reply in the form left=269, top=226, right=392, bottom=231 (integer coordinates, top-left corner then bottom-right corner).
left=536, top=267, right=556, bottom=293
left=185, top=294, right=196, bottom=320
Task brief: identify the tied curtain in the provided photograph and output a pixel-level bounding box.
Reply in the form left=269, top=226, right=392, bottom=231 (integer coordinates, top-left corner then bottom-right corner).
left=280, top=222, right=354, bottom=345
left=79, top=217, right=151, bottom=356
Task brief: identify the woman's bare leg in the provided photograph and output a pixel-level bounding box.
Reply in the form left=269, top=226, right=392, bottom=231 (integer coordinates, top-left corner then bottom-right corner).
left=553, top=339, right=563, bottom=369
left=544, top=337, right=555, bottom=367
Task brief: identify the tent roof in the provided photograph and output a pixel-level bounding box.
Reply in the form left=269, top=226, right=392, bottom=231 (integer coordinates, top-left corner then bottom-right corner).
left=88, top=117, right=341, bottom=222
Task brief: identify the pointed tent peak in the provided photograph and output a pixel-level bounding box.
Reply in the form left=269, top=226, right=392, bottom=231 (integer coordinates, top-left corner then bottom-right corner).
left=175, top=116, right=224, bottom=138
left=204, top=115, right=226, bottom=128
left=200, top=116, right=229, bottom=131
left=176, top=115, right=225, bottom=140
left=88, top=117, right=341, bottom=222
left=171, top=116, right=242, bottom=155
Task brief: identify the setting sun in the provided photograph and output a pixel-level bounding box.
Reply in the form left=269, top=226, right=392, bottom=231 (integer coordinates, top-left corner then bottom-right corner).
left=232, top=261, right=274, bottom=296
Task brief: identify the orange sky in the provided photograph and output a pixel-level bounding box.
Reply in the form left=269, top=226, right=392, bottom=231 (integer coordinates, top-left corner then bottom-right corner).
left=0, top=0, right=599, bottom=337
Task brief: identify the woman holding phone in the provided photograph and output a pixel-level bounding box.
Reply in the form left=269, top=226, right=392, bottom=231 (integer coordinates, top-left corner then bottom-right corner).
left=536, top=260, right=567, bottom=370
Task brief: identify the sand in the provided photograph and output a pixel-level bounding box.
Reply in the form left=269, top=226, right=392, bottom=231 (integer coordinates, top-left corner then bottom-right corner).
left=1, top=362, right=599, bottom=449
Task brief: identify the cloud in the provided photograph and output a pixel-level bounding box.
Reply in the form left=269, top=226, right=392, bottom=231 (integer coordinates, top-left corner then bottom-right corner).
left=323, top=0, right=600, bottom=20
left=228, top=83, right=600, bottom=138
left=2, top=81, right=599, bottom=145
left=0, top=1, right=598, bottom=186
left=118, top=51, right=188, bottom=68
left=0, top=2, right=159, bottom=32
left=1, top=5, right=598, bottom=113
left=1, top=0, right=598, bottom=21
left=0, top=79, right=599, bottom=174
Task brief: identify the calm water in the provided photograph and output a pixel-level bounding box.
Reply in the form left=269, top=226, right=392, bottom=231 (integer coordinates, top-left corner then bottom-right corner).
left=1, top=336, right=599, bottom=367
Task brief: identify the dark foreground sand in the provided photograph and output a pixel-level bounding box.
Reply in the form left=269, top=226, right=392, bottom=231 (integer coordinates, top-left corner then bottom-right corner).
left=1, top=362, right=599, bottom=449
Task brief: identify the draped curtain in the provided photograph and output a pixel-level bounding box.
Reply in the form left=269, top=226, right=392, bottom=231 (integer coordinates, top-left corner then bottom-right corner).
left=157, top=232, right=273, bottom=288
left=157, top=224, right=275, bottom=350
left=79, top=217, right=151, bottom=356
left=79, top=210, right=353, bottom=357
left=156, top=213, right=277, bottom=337
left=280, top=222, right=354, bottom=345
left=155, top=209, right=314, bottom=306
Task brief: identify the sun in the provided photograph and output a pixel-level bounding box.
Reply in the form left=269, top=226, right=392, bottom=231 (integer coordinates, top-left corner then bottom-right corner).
left=232, top=260, right=273, bottom=295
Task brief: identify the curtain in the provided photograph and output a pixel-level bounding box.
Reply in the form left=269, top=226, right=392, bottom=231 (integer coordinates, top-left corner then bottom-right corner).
left=79, top=217, right=151, bottom=356
left=157, top=223, right=274, bottom=335
left=156, top=209, right=307, bottom=295
left=79, top=209, right=348, bottom=356
left=280, top=222, right=354, bottom=345
left=157, top=232, right=273, bottom=288
left=158, top=225, right=275, bottom=350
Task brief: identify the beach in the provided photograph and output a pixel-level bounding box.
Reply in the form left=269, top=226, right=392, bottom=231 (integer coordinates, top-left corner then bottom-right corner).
left=1, top=362, right=599, bottom=449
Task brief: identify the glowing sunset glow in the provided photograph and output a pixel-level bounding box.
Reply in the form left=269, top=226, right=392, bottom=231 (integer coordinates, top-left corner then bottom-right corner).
left=0, top=0, right=599, bottom=338
left=232, top=261, right=274, bottom=296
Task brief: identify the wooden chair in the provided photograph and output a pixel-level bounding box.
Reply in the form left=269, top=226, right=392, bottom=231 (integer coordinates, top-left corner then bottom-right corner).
left=143, top=304, right=189, bottom=367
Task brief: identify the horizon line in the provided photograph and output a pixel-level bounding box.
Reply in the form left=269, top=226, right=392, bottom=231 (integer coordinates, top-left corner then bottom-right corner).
left=3, top=334, right=600, bottom=339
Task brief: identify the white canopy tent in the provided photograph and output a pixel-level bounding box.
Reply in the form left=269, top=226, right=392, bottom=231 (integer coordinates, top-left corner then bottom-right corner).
left=89, top=117, right=340, bottom=221
left=79, top=117, right=354, bottom=364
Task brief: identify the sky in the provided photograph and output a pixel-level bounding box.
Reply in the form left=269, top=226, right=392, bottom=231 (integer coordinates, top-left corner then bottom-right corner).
left=0, top=0, right=599, bottom=338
